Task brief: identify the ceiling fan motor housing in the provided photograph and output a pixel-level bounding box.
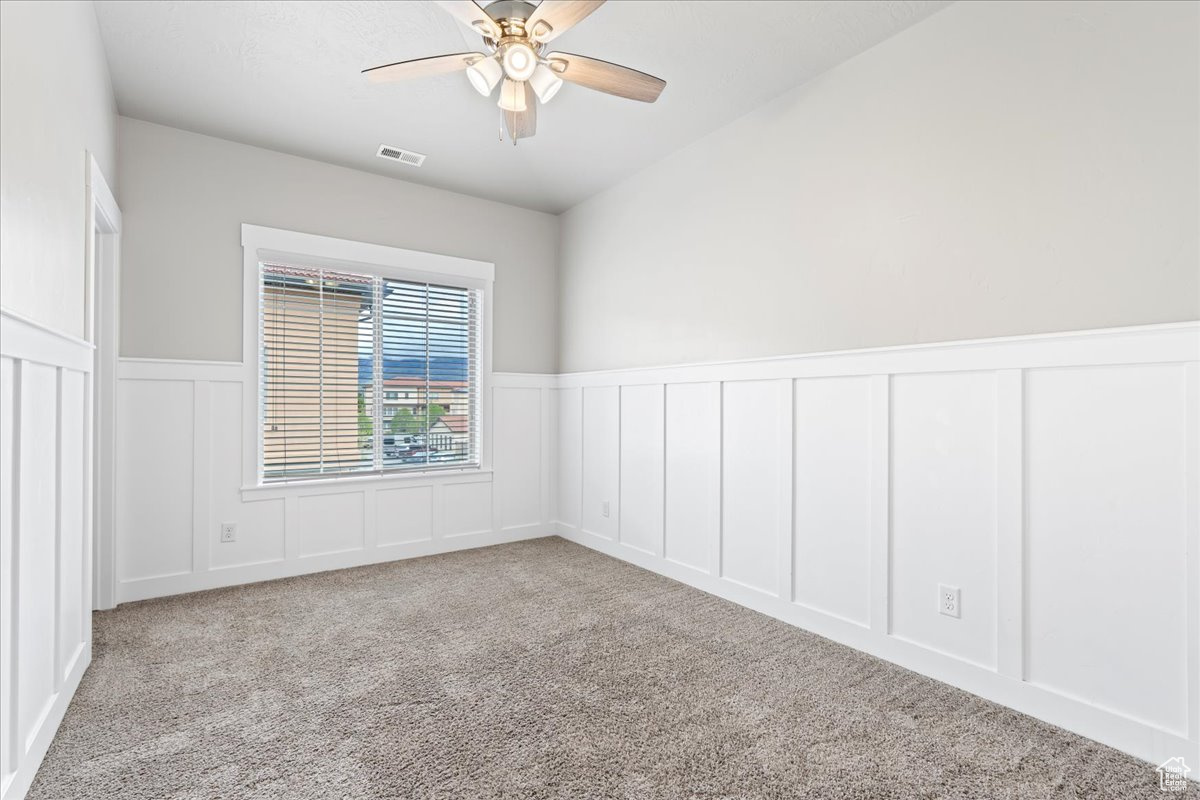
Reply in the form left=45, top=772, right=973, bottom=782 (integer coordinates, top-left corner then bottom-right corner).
left=483, top=1, right=538, bottom=42
left=483, top=1, right=538, bottom=28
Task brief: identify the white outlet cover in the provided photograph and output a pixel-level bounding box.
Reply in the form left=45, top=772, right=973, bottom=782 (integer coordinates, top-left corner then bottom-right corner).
left=220, top=522, right=237, bottom=543
left=601, top=501, right=610, bottom=518
left=938, top=584, right=960, bottom=618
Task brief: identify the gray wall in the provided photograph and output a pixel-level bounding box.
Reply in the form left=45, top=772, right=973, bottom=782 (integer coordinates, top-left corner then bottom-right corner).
left=117, top=117, right=559, bottom=373
left=558, top=0, right=1200, bottom=372
left=1, top=0, right=117, bottom=339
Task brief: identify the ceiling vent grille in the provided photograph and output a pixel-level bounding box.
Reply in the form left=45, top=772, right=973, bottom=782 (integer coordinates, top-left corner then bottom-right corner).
left=376, top=145, right=426, bottom=167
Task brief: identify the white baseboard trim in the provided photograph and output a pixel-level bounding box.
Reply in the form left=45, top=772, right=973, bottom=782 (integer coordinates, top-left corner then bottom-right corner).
left=554, top=524, right=1198, bottom=773
left=116, top=524, right=554, bottom=604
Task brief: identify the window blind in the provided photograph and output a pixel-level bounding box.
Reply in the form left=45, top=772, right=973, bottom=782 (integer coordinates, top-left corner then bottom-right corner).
left=260, top=263, right=480, bottom=481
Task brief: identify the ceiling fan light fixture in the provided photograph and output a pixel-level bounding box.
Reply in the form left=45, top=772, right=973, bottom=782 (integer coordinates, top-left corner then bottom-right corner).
left=529, top=64, right=563, bottom=103
left=501, top=43, right=537, bottom=81
left=498, top=78, right=527, bottom=112
left=465, top=54, right=502, bottom=96
left=363, top=0, right=669, bottom=142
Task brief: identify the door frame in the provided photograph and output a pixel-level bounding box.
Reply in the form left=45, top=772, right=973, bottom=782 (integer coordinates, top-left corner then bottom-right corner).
left=86, top=152, right=121, bottom=610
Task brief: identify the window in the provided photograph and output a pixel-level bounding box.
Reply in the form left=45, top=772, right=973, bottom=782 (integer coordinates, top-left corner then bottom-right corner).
left=259, top=262, right=481, bottom=481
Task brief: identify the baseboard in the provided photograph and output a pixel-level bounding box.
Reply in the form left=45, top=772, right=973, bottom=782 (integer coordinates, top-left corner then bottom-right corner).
left=116, top=525, right=554, bottom=604
left=0, top=643, right=91, bottom=800
left=554, top=525, right=1199, bottom=775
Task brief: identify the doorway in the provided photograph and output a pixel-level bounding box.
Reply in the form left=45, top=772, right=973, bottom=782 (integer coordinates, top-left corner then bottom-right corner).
left=86, top=153, right=121, bottom=610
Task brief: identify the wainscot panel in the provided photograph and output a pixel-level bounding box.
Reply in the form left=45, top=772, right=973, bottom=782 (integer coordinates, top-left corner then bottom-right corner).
left=553, top=322, right=1200, bottom=774
left=1, top=311, right=94, bottom=800
left=113, top=363, right=557, bottom=604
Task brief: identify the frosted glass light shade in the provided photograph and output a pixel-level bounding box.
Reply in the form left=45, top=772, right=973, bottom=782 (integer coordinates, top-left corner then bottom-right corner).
left=466, top=55, right=502, bottom=96
left=498, top=78, right=527, bottom=112
left=529, top=64, right=563, bottom=103
left=501, top=43, right=537, bottom=81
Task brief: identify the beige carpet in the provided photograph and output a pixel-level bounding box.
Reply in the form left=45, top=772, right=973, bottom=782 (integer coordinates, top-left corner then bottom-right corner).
left=28, top=537, right=1188, bottom=799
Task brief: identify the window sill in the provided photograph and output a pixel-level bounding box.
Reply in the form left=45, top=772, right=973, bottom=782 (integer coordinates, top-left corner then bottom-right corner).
left=240, top=467, right=492, bottom=500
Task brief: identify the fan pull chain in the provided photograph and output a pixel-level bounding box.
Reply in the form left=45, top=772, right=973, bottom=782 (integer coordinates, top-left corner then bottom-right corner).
left=497, top=106, right=519, bottom=146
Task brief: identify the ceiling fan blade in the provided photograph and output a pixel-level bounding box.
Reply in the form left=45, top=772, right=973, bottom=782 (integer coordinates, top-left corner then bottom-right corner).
left=434, top=0, right=502, bottom=40
left=504, top=83, right=537, bottom=140
left=545, top=52, right=665, bottom=102
left=525, top=0, right=605, bottom=43
left=363, top=52, right=481, bottom=83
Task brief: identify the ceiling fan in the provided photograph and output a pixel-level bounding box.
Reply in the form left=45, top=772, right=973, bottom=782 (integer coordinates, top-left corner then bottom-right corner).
left=363, top=0, right=666, bottom=143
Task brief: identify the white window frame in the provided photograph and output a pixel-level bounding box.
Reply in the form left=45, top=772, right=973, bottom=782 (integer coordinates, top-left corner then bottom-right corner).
left=239, top=224, right=494, bottom=492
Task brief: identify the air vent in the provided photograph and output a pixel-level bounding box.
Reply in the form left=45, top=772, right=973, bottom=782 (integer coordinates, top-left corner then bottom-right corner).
left=376, top=145, right=426, bottom=167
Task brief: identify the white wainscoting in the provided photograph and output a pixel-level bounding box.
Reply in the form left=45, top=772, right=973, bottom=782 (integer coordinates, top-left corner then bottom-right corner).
left=554, top=322, right=1200, bottom=771
left=88, top=322, right=1200, bottom=776
left=1, top=311, right=94, bottom=800
left=113, top=360, right=556, bottom=604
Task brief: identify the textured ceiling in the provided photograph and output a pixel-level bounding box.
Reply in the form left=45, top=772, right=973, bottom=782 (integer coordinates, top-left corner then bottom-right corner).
left=94, top=0, right=951, bottom=213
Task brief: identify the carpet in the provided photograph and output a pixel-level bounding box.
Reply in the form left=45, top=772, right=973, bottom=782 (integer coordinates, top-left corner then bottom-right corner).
left=27, top=537, right=1188, bottom=799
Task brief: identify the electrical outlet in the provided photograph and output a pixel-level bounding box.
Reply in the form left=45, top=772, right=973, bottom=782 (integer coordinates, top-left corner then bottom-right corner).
left=220, top=522, right=237, bottom=543
left=938, top=584, right=960, bottom=618
left=601, top=500, right=610, bottom=518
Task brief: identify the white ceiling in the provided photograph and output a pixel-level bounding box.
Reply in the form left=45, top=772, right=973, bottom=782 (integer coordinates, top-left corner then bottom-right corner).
left=94, top=0, right=950, bottom=213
